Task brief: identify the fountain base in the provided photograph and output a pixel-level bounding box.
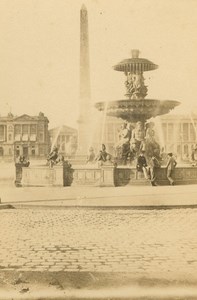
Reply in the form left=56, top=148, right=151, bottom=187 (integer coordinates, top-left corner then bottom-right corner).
left=16, top=164, right=197, bottom=187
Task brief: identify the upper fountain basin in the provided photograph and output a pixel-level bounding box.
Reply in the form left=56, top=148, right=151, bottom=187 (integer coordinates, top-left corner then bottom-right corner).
left=113, top=58, right=158, bottom=73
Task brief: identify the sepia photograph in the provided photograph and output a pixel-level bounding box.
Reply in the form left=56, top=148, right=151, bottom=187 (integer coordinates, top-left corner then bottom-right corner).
left=0, top=0, right=197, bottom=299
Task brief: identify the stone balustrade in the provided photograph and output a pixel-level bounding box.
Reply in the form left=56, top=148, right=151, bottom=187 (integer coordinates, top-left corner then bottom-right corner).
left=15, top=163, right=197, bottom=187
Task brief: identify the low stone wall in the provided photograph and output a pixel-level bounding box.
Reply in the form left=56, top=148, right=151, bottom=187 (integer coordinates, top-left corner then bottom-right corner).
left=15, top=164, right=197, bottom=187
left=15, top=164, right=116, bottom=187
left=71, top=165, right=116, bottom=187
left=18, top=165, right=63, bottom=187
left=115, top=166, right=197, bottom=186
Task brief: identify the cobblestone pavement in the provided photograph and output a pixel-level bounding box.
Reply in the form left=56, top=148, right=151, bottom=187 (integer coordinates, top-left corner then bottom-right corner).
left=0, top=207, right=197, bottom=281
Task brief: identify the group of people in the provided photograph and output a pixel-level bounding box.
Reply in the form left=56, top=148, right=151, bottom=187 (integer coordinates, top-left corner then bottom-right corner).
left=136, top=151, right=177, bottom=186
left=87, top=143, right=177, bottom=186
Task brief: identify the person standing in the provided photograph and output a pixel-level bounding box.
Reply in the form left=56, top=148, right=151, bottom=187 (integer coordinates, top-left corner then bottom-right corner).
left=149, top=155, right=160, bottom=186
left=136, top=151, right=148, bottom=179
left=166, top=153, right=177, bottom=185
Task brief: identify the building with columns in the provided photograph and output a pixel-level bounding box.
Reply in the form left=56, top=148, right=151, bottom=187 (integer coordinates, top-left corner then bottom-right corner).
left=160, top=114, right=197, bottom=160
left=0, top=112, right=50, bottom=161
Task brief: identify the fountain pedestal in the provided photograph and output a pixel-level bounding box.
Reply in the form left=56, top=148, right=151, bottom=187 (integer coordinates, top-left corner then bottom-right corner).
left=100, top=165, right=116, bottom=187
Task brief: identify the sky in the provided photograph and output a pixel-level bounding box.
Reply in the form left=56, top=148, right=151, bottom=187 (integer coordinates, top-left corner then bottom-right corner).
left=0, top=0, right=197, bottom=129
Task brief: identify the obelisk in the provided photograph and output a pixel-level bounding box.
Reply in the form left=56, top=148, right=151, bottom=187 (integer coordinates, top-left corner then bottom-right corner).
left=77, top=4, right=91, bottom=155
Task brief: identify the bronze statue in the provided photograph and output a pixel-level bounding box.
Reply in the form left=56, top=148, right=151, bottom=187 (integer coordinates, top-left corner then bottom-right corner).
left=125, top=72, right=148, bottom=100
left=144, top=122, right=160, bottom=160
left=96, top=144, right=108, bottom=162
left=47, top=146, right=59, bottom=168
left=115, top=122, right=132, bottom=165
left=131, top=121, right=145, bottom=153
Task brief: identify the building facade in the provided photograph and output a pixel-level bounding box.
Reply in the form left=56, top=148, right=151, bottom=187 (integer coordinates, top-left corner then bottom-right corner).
left=0, top=112, right=50, bottom=161
left=160, top=114, right=197, bottom=160
left=49, top=125, right=77, bottom=157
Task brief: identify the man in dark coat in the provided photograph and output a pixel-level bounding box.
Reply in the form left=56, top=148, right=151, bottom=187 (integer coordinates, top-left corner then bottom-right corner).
left=136, top=151, right=148, bottom=179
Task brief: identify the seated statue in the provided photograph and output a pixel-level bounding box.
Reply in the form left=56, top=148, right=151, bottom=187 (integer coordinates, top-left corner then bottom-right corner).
left=56, top=154, right=65, bottom=165
left=131, top=121, right=145, bottom=153
left=96, top=144, right=108, bottom=162
left=145, top=122, right=160, bottom=160
left=115, top=122, right=132, bottom=164
left=117, top=122, right=131, bottom=147
left=47, top=146, right=59, bottom=168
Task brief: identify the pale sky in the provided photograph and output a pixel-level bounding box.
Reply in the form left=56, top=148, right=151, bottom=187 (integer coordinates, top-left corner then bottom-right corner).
left=0, top=0, right=197, bottom=129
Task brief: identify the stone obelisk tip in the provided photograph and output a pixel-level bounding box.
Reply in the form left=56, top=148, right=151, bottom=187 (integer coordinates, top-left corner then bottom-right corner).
left=81, top=4, right=87, bottom=11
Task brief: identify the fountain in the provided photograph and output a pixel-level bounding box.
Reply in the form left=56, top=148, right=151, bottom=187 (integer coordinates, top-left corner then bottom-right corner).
left=96, top=50, right=179, bottom=121
left=95, top=49, right=180, bottom=163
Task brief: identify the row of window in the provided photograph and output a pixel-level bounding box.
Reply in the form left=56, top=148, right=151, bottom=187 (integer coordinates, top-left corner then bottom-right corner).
left=162, top=123, right=197, bottom=141
left=0, top=124, right=38, bottom=134
left=165, top=143, right=195, bottom=157
left=0, top=124, right=45, bottom=141
left=0, top=146, right=46, bottom=157
left=0, top=132, right=44, bottom=142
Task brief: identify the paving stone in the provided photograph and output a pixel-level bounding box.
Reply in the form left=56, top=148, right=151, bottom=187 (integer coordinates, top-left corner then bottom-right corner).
left=0, top=208, right=197, bottom=279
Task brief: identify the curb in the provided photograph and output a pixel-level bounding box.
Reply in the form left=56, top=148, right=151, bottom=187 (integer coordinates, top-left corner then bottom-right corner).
left=0, top=204, right=15, bottom=210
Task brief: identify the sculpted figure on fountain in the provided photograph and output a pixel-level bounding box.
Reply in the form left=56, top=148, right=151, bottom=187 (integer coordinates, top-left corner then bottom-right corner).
left=144, top=122, right=160, bottom=160
left=47, top=146, right=59, bottom=168
left=96, top=144, right=108, bottom=162
left=115, top=122, right=133, bottom=165
left=125, top=72, right=148, bottom=100
left=95, top=144, right=115, bottom=166
left=131, top=121, right=146, bottom=153
left=118, top=122, right=131, bottom=146
left=115, top=120, right=162, bottom=165
left=47, top=146, right=67, bottom=168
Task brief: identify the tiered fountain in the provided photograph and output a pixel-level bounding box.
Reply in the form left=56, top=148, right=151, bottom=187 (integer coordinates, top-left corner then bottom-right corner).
left=95, top=49, right=180, bottom=164
left=96, top=49, right=179, bottom=122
